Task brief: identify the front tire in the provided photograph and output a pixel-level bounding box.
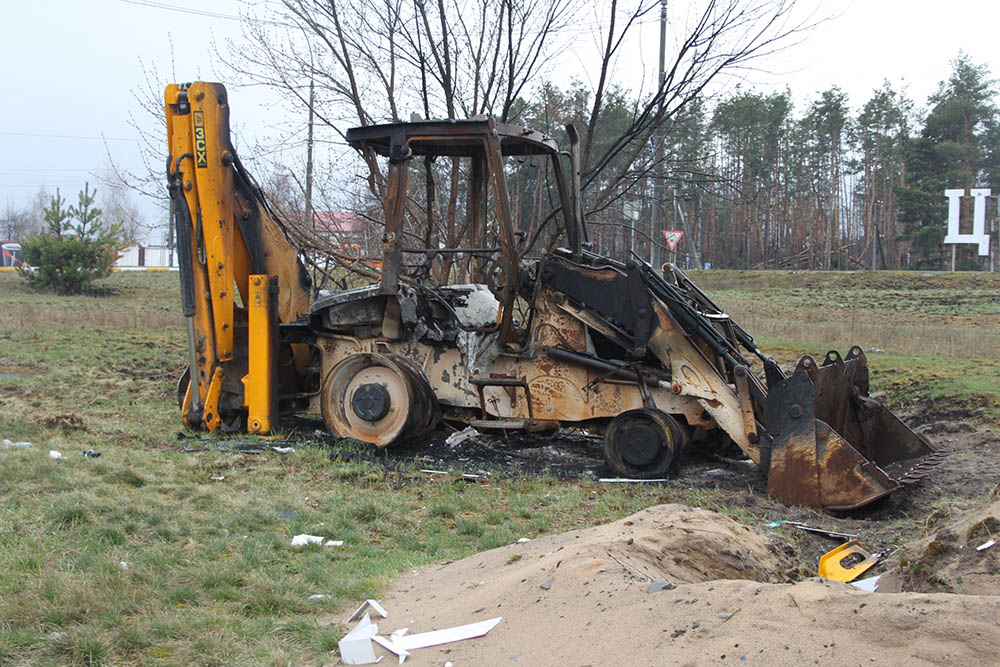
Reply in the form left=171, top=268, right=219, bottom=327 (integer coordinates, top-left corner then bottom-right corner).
left=603, top=408, right=684, bottom=478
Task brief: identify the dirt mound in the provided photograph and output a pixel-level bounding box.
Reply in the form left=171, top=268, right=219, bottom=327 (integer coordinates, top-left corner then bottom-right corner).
left=334, top=505, right=1000, bottom=666
left=880, top=493, right=1000, bottom=595
left=411, top=504, right=792, bottom=597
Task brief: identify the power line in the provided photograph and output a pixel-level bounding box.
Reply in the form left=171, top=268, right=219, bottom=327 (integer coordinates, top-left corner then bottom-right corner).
left=0, top=131, right=138, bottom=142
left=0, top=168, right=97, bottom=174
left=118, top=0, right=296, bottom=28
left=0, top=184, right=99, bottom=190
left=118, top=0, right=243, bottom=22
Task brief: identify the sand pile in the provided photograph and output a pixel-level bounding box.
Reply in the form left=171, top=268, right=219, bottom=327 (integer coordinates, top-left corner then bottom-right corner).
left=333, top=504, right=1000, bottom=666
left=880, top=494, right=1000, bottom=595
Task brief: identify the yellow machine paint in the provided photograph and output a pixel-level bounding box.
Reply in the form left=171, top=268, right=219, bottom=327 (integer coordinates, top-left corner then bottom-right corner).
left=165, top=82, right=312, bottom=433
left=243, top=275, right=278, bottom=434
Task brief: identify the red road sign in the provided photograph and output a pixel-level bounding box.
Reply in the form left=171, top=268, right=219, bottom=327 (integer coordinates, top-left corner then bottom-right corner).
left=662, top=230, right=684, bottom=250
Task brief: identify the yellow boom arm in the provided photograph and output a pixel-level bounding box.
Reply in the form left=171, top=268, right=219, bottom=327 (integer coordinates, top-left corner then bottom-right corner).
left=165, top=82, right=312, bottom=433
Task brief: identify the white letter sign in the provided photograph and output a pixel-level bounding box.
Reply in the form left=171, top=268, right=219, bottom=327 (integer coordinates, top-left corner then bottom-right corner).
left=943, top=188, right=991, bottom=256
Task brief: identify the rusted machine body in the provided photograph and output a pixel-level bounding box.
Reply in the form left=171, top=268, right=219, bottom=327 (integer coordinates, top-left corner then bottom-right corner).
left=166, top=82, right=943, bottom=511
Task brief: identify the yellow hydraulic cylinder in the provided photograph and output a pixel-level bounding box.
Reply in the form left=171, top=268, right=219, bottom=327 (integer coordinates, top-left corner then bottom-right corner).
left=243, top=274, right=278, bottom=434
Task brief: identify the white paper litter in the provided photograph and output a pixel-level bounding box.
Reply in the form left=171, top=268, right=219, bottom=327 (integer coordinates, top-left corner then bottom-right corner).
left=371, top=634, right=410, bottom=664
left=308, top=594, right=330, bottom=601
left=210, top=476, right=225, bottom=481
left=271, top=446, right=295, bottom=454
left=341, top=601, right=500, bottom=664
left=119, top=560, right=129, bottom=570
left=290, top=534, right=325, bottom=547
left=393, top=616, right=502, bottom=651
left=2, top=439, right=32, bottom=447
left=516, top=537, right=531, bottom=543
left=347, top=599, right=389, bottom=623
left=339, top=613, right=381, bottom=665
left=445, top=426, right=480, bottom=447
left=851, top=575, right=881, bottom=592
left=48, top=450, right=62, bottom=459
left=325, top=539, right=344, bottom=547
left=977, top=539, right=996, bottom=551
left=598, top=477, right=667, bottom=483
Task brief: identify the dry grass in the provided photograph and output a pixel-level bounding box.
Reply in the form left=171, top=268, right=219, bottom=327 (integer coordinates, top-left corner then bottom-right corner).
left=726, top=299, right=998, bottom=359
left=691, top=269, right=1000, bottom=359
left=0, top=271, right=181, bottom=334
left=3, top=301, right=179, bottom=333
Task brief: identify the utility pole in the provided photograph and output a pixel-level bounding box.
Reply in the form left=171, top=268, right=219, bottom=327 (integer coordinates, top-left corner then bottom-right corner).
left=304, top=78, right=315, bottom=232
left=672, top=191, right=700, bottom=268
left=650, top=0, right=667, bottom=269
left=871, top=221, right=877, bottom=271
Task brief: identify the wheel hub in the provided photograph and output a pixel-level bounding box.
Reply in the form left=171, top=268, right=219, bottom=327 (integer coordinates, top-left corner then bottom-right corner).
left=351, top=382, right=391, bottom=422
left=603, top=408, right=684, bottom=479
left=619, top=421, right=662, bottom=466
left=322, top=353, right=440, bottom=447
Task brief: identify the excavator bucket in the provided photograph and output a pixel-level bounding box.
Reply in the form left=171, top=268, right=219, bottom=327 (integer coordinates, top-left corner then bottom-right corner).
left=764, top=346, right=948, bottom=511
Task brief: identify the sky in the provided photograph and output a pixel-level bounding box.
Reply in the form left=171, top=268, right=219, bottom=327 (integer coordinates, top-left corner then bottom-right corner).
left=2, top=0, right=998, bottom=242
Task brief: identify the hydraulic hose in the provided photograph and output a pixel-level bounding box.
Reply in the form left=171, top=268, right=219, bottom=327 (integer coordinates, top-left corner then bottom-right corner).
left=167, top=154, right=196, bottom=318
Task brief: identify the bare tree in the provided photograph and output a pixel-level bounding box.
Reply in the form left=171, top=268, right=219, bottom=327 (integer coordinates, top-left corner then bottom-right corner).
left=577, top=0, right=817, bottom=220
left=1, top=203, right=35, bottom=241
left=219, top=1, right=815, bottom=270
left=227, top=0, right=577, bottom=127
left=219, top=0, right=580, bottom=280
left=109, top=0, right=815, bottom=284
left=100, top=169, right=150, bottom=244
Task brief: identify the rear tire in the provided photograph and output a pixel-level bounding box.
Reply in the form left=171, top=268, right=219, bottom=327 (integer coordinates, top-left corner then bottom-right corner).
left=321, top=353, right=439, bottom=446
left=603, top=408, right=684, bottom=478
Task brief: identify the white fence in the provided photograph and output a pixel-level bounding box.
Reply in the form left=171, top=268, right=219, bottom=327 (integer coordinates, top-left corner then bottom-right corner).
left=114, top=244, right=178, bottom=270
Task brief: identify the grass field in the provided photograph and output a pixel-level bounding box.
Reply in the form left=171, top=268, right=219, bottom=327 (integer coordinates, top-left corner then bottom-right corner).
left=1, top=269, right=998, bottom=665
left=692, top=270, right=1000, bottom=420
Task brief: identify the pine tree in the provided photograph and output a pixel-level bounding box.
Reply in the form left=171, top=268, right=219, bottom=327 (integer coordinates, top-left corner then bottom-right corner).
left=897, top=53, right=999, bottom=269
left=853, top=83, right=912, bottom=269
left=19, top=183, right=126, bottom=294
left=69, top=182, right=103, bottom=239
left=42, top=188, right=72, bottom=239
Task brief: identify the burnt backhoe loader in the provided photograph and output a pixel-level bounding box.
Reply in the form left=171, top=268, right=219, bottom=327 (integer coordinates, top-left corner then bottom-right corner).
left=165, top=81, right=945, bottom=511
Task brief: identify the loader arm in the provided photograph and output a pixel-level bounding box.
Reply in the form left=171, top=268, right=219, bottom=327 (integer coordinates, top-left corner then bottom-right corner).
left=537, top=252, right=944, bottom=510
left=165, top=82, right=312, bottom=433
left=652, top=263, right=945, bottom=510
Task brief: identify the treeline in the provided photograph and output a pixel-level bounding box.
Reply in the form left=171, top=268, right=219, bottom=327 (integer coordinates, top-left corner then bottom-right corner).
left=515, top=53, right=1000, bottom=271
left=163, top=1, right=998, bottom=275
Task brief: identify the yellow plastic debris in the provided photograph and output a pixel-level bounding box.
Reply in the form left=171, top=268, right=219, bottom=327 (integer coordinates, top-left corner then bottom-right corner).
left=817, top=539, right=878, bottom=583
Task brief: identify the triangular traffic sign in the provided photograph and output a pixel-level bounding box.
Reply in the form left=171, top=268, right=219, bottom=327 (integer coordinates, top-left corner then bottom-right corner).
left=662, top=230, right=684, bottom=251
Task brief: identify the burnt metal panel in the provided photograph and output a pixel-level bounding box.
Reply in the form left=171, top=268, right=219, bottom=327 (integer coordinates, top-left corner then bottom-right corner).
left=346, top=120, right=559, bottom=157
left=538, top=258, right=654, bottom=355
